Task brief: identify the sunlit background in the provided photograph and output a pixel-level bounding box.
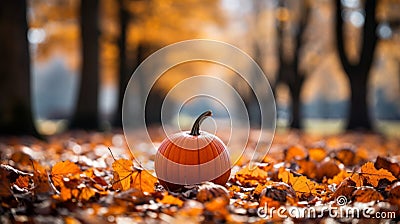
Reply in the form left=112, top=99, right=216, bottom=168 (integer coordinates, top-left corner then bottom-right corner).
left=27, top=0, right=400, bottom=136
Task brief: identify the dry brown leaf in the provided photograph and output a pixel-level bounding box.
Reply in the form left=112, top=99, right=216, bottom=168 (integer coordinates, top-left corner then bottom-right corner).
left=375, top=156, right=400, bottom=178
left=196, top=182, right=229, bottom=203
left=260, top=182, right=296, bottom=204
left=389, top=182, right=400, bottom=198
left=316, top=159, right=340, bottom=180
left=335, top=148, right=356, bottom=166
left=297, top=158, right=317, bottom=179
left=352, top=187, right=384, bottom=203
left=332, top=178, right=356, bottom=200
left=32, top=161, right=51, bottom=193
left=0, top=168, right=12, bottom=197
left=11, top=152, right=32, bottom=167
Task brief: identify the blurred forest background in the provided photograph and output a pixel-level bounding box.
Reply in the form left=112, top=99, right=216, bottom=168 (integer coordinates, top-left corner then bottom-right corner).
left=0, top=0, right=400, bottom=137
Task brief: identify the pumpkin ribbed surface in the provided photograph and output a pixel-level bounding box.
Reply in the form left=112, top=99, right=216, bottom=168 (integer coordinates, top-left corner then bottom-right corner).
left=154, top=111, right=231, bottom=191
left=155, top=132, right=231, bottom=189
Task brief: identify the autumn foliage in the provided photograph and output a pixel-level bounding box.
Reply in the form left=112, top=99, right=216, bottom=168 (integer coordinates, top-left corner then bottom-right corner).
left=0, top=132, right=400, bottom=222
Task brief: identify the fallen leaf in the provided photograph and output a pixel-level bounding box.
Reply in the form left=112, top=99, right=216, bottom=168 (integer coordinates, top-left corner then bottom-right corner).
left=51, top=161, right=81, bottom=188
left=389, top=182, right=400, bottom=198
left=159, top=194, right=184, bottom=207
left=196, top=182, right=229, bottom=203
left=332, top=178, right=356, bottom=200
left=11, top=152, right=32, bottom=167
left=14, top=175, right=29, bottom=189
left=351, top=162, right=396, bottom=187
left=278, top=167, right=317, bottom=196
left=328, top=170, right=351, bottom=185
left=352, top=187, right=384, bottom=203
left=308, top=147, right=327, bottom=162
left=260, top=182, right=296, bottom=203
left=112, top=159, right=134, bottom=191
left=32, top=161, right=51, bottom=193
left=335, top=148, right=356, bottom=166
left=0, top=168, right=12, bottom=197
left=60, top=186, right=72, bottom=201
left=284, top=145, right=307, bottom=161
left=112, top=159, right=157, bottom=193
left=131, top=169, right=157, bottom=194
left=375, top=156, right=400, bottom=178
left=234, top=164, right=269, bottom=185
left=79, top=187, right=96, bottom=201
left=297, top=158, right=317, bottom=179
left=316, top=159, right=340, bottom=180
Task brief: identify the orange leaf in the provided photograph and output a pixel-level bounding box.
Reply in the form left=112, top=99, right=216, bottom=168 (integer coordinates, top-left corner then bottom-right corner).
left=32, top=161, right=51, bottom=193
left=351, top=162, right=396, bottom=187
left=112, top=159, right=157, bottom=193
left=158, top=194, right=184, bottom=207
left=278, top=167, right=317, bottom=196
left=284, top=145, right=307, bottom=161
left=375, top=156, right=400, bottom=178
left=353, top=187, right=384, bottom=203
left=15, top=175, right=29, bottom=189
left=112, top=159, right=134, bottom=191
left=131, top=169, right=157, bottom=194
left=335, top=148, right=356, bottom=166
left=51, top=161, right=81, bottom=188
left=60, top=186, right=72, bottom=201
left=328, top=170, right=351, bottom=185
left=308, top=147, right=327, bottom=162
left=234, top=165, right=269, bottom=185
left=79, top=187, right=96, bottom=201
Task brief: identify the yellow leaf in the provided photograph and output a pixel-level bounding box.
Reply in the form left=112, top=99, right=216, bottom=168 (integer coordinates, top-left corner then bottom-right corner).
left=112, top=159, right=134, bottom=191
left=131, top=169, right=157, bottom=194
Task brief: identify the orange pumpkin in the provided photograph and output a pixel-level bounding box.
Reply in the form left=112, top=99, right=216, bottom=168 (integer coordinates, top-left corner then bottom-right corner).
left=155, top=111, right=231, bottom=191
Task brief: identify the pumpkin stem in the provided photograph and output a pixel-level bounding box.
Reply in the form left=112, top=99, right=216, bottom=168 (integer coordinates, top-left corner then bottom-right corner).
left=189, top=110, right=212, bottom=136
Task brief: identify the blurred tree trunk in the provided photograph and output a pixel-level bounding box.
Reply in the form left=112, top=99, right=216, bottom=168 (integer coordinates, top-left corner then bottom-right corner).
left=135, top=42, right=165, bottom=126
left=0, top=0, right=40, bottom=137
left=70, top=0, right=100, bottom=130
left=114, top=0, right=130, bottom=127
left=275, top=0, right=308, bottom=129
left=336, top=0, right=378, bottom=130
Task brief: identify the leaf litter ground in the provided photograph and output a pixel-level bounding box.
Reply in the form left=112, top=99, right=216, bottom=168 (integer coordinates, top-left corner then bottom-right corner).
left=0, top=131, right=400, bottom=223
